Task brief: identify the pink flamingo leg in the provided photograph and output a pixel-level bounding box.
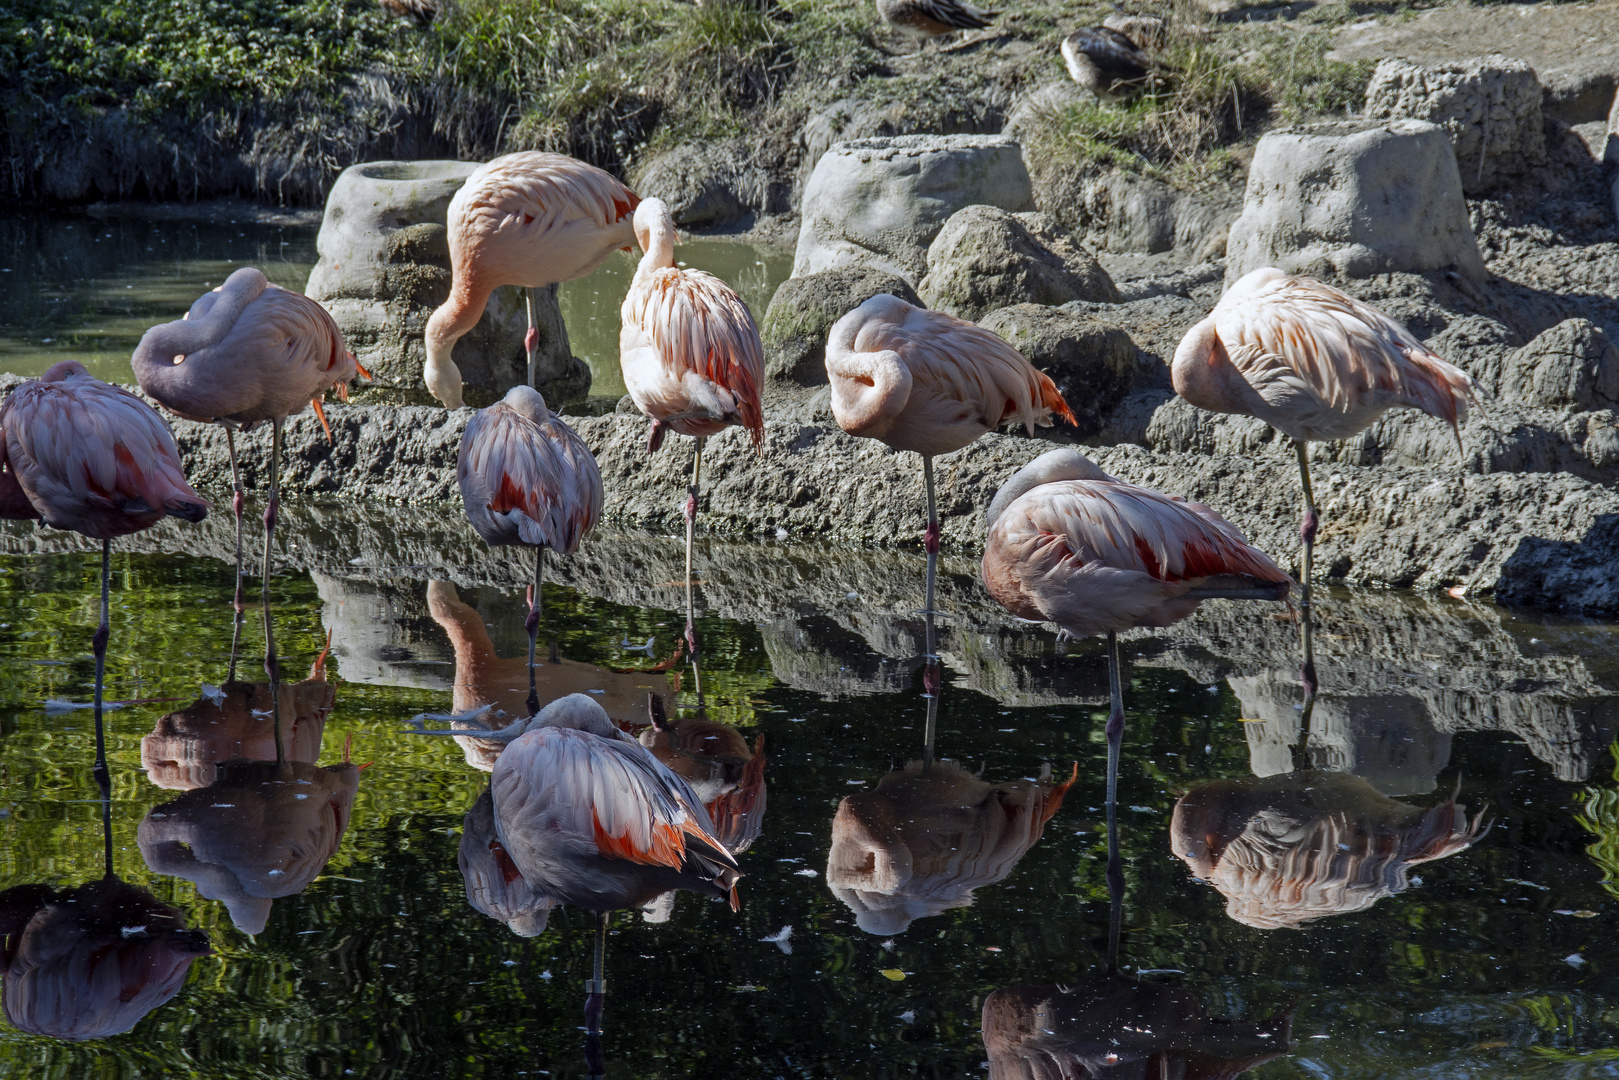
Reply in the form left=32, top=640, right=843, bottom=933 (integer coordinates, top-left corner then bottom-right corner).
left=525, top=547, right=545, bottom=716
left=1103, top=630, right=1126, bottom=911
left=91, top=539, right=111, bottom=788
left=918, top=455, right=942, bottom=620
left=524, top=288, right=540, bottom=389
left=684, top=438, right=705, bottom=698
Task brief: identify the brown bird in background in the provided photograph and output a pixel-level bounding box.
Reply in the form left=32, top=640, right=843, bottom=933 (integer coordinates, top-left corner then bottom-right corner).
left=878, top=0, right=998, bottom=45
left=1061, top=26, right=1164, bottom=103
left=379, top=0, right=439, bottom=27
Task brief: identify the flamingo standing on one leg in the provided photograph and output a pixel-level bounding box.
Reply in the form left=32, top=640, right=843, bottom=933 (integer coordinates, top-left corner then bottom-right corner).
left=458, top=385, right=603, bottom=716
left=619, top=196, right=764, bottom=668
left=426, top=151, right=640, bottom=409
left=980, top=448, right=1290, bottom=889
left=1172, top=268, right=1476, bottom=612
left=407, top=694, right=741, bottom=1049
left=0, top=361, right=209, bottom=780
left=825, top=294, right=1075, bottom=620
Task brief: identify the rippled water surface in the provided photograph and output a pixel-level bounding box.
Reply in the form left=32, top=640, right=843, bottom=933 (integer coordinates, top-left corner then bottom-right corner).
left=0, top=212, right=791, bottom=401
left=1, top=512, right=1617, bottom=1077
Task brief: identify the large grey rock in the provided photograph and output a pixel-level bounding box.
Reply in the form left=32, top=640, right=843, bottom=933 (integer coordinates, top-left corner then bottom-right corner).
left=634, top=138, right=788, bottom=229
left=1497, top=319, right=1619, bottom=410
left=304, top=160, right=585, bottom=409
left=1026, top=162, right=1239, bottom=259
left=1225, top=120, right=1487, bottom=284
left=917, top=206, right=1119, bottom=320
left=793, top=135, right=1034, bottom=280
left=1497, top=514, right=1619, bottom=619
left=760, top=268, right=922, bottom=386
left=1363, top=55, right=1547, bottom=194
left=976, top=305, right=1144, bottom=440
left=1000, top=81, right=1088, bottom=142
left=797, top=95, right=1008, bottom=199
left=1607, top=87, right=1619, bottom=165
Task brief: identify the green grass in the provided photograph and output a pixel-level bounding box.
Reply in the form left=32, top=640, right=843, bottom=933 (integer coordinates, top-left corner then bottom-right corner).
left=1577, top=742, right=1619, bottom=900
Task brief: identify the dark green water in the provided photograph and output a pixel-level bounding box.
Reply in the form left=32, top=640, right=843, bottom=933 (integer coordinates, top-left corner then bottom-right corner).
left=0, top=533, right=1616, bottom=1078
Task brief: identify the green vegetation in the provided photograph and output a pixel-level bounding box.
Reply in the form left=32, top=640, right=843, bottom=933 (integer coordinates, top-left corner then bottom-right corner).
left=1577, top=741, right=1619, bottom=899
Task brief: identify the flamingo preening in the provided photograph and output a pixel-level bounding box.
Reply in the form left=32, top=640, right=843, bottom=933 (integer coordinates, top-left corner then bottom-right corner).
left=981, top=448, right=1290, bottom=876
left=826, top=294, right=1075, bottom=619
left=0, top=360, right=208, bottom=779
left=426, top=151, right=640, bottom=409
left=619, top=196, right=764, bottom=665
left=457, top=385, right=604, bottom=715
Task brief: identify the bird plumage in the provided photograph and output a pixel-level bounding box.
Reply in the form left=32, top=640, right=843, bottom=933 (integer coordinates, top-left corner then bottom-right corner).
left=427, top=152, right=640, bottom=408
left=1061, top=26, right=1158, bottom=102
left=0, top=361, right=207, bottom=539
left=488, top=694, right=742, bottom=913
left=879, top=0, right=998, bottom=38
left=982, top=449, right=1291, bottom=639
left=619, top=198, right=765, bottom=448
left=1172, top=267, right=1477, bottom=444
left=130, top=267, right=364, bottom=440
left=825, top=294, right=1075, bottom=458
left=458, top=385, right=603, bottom=554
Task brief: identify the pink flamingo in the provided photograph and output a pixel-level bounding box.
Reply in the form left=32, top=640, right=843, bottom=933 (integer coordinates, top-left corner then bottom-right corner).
left=825, top=294, right=1075, bottom=618
left=0, top=360, right=208, bottom=776
left=981, top=448, right=1290, bottom=870
left=1172, top=267, right=1476, bottom=606
left=131, top=266, right=367, bottom=610
left=619, top=196, right=764, bottom=656
left=457, top=385, right=604, bottom=714
left=426, top=151, right=640, bottom=409
left=414, top=693, right=740, bottom=1037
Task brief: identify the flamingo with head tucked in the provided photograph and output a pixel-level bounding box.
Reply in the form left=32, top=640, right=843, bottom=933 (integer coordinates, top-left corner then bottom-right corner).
left=981, top=448, right=1290, bottom=877
left=1172, top=268, right=1476, bottom=609
left=131, top=266, right=366, bottom=618
left=427, top=151, right=640, bottom=409
left=457, top=385, right=603, bottom=715
left=619, top=196, right=764, bottom=663
left=0, top=360, right=208, bottom=777
left=826, top=293, right=1075, bottom=619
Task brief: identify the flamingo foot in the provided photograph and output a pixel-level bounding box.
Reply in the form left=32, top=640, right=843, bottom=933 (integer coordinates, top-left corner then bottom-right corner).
left=923, top=520, right=941, bottom=555
left=1300, top=509, right=1319, bottom=546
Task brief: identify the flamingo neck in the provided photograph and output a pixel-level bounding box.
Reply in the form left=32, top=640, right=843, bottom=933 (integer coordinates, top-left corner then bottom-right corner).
left=425, top=278, right=494, bottom=408
left=986, top=449, right=1115, bottom=528
left=130, top=269, right=267, bottom=418
left=634, top=218, right=676, bottom=281
left=825, top=315, right=912, bottom=440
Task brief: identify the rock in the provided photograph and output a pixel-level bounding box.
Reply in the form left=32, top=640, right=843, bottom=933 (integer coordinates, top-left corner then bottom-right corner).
left=792, top=134, right=1034, bottom=280
left=760, top=267, right=922, bottom=387
left=1608, top=87, right=1619, bottom=165
left=975, top=305, right=1143, bottom=440
left=1363, top=56, right=1547, bottom=194
left=633, top=138, right=788, bottom=229
left=1001, top=81, right=1088, bottom=142
left=798, top=95, right=1008, bottom=199
left=1329, top=1, right=1619, bottom=125
left=303, top=160, right=587, bottom=409
left=1224, top=120, right=1487, bottom=284
left=1497, top=319, right=1619, bottom=410
left=1027, top=163, right=1238, bottom=258
left=917, top=206, right=1119, bottom=320
left=1497, top=514, right=1619, bottom=619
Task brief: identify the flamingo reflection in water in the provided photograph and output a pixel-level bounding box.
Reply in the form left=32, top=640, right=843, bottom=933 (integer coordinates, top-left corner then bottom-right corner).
left=640, top=693, right=767, bottom=855
left=417, top=693, right=740, bottom=1055
left=0, top=771, right=209, bottom=1040
left=826, top=759, right=1075, bottom=935
left=1171, top=771, right=1487, bottom=929
left=425, top=579, right=675, bottom=770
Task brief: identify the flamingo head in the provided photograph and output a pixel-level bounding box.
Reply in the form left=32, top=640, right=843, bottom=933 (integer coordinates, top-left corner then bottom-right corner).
left=632, top=196, right=674, bottom=255
left=985, top=449, right=1116, bottom=528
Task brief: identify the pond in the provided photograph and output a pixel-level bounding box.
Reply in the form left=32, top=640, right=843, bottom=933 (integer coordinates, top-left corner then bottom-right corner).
left=0, top=211, right=792, bottom=402
left=0, top=510, right=1616, bottom=1078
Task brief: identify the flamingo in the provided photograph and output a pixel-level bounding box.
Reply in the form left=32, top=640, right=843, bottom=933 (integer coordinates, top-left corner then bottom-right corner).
left=878, top=0, right=997, bottom=45
left=825, top=293, right=1075, bottom=618
left=981, top=448, right=1290, bottom=878
left=131, top=266, right=367, bottom=624
left=457, top=385, right=604, bottom=715
left=827, top=759, right=1074, bottom=935
left=0, top=360, right=209, bottom=778
left=640, top=693, right=768, bottom=854
left=415, top=694, right=740, bottom=1039
left=1170, top=771, right=1486, bottom=929
left=1172, top=267, right=1476, bottom=610
left=426, top=151, right=640, bottom=409
left=619, top=196, right=764, bottom=662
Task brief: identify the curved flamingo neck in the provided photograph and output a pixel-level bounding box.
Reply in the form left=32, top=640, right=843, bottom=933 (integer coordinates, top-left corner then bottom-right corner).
left=131, top=269, right=266, bottom=416
left=986, top=449, right=1115, bottom=528
left=425, top=277, right=495, bottom=407
left=634, top=218, right=675, bottom=282
left=825, top=314, right=912, bottom=440
left=1170, top=319, right=1247, bottom=416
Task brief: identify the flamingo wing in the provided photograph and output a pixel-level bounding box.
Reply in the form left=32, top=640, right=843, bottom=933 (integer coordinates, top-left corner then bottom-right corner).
left=455, top=152, right=639, bottom=253
left=1216, top=272, right=1475, bottom=430
left=492, top=727, right=737, bottom=877
left=459, top=402, right=603, bottom=552
left=623, top=267, right=765, bottom=446
left=860, top=307, right=1075, bottom=434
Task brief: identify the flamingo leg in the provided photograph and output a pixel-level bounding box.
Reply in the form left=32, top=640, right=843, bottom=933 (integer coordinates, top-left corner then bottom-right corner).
left=919, top=454, right=941, bottom=624
left=683, top=437, right=705, bottom=686
left=91, top=538, right=111, bottom=788
left=97, top=755, right=114, bottom=880
left=263, top=583, right=285, bottom=765
left=525, top=287, right=540, bottom=388
left=1103, top=630, right=1126, bottom=928
left=584, top=911, right=608, bottom=1059
left=921, top=621, right=940, bottom=775
left=261, top=417, right=282, bottom=605
left=1294, top=439, right=1319, bottom=740
left=1295, top=440, right=1318, bottom=609
left=525, top=546, right=545, bottom=716
left=226, top=425, right=245, bottom=682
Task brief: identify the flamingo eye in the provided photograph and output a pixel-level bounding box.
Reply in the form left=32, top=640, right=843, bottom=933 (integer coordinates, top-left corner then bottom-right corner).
left=172, top=355, right=185, bottom=365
